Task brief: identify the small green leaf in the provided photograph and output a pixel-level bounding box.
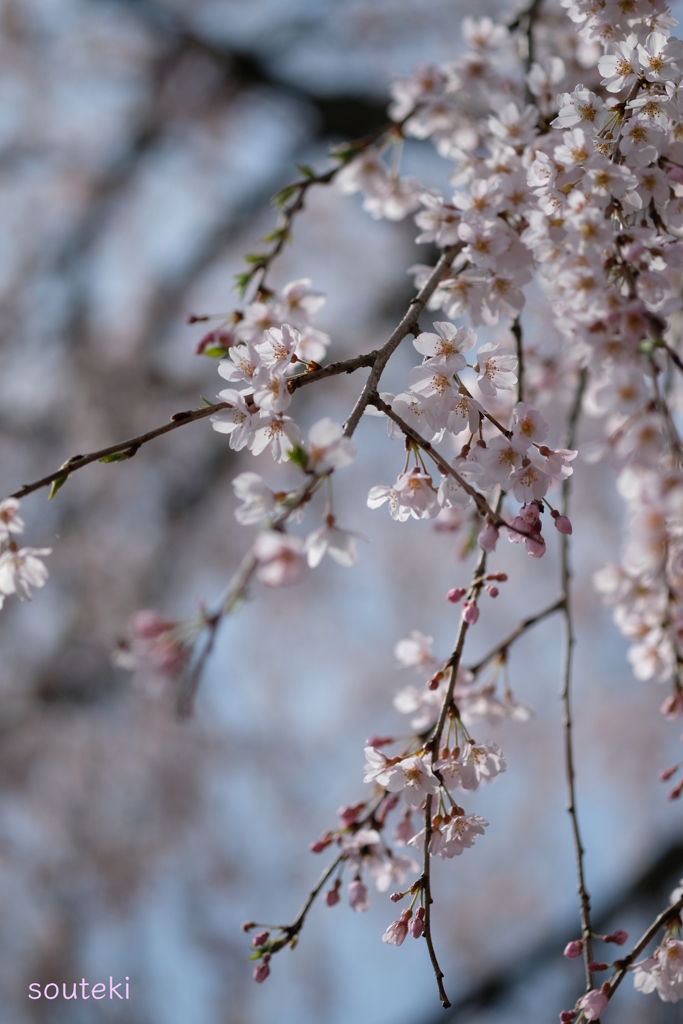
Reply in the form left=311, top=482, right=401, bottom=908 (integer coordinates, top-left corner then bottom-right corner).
left=262, top=229, right=284, bottom=244
left=200, top=396, right=216, bottom=407
left=202, top=345, right=231, bottom=358
left=48, top=473, right=70, bottom=500
left=244, top=253, right=266, bottom=265
left=272, top=185, right=296, bottom=208
left=246, top=952, right=262, bottom=962
left=99, top=450, right=133, bottom=464
left=234, top=271, right=252, bottom=296
left=297, top=163, right=316, bottom=179
left=287, top=445, right=309, bottom=470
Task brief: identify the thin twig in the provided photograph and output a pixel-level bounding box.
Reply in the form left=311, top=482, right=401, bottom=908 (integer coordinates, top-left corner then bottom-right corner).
left=343, top=243, right=464, bottom=438
left=468, top=596, right=566, bottom=676
left=9, top=402, right=231, bottom=501
left=422, top=791, right=451, bottom=1009
left=606, top=893, right=683, bottom=1001
left=559, top=369, right=593, bottom=989
left=420, top=490, right=505, bottom=1008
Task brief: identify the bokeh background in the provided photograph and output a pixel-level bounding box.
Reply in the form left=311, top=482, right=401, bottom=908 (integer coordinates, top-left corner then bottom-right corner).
left=0, top=1, right=682, bottom=1022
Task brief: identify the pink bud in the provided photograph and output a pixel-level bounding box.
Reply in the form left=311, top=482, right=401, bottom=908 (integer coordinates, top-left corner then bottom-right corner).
left=409, top=907, right=425, bottom=939
left=390, top=892, right=404, bottom=903
left=559, top=1012, right=576, bottom=1023
left=252, top=931, right=269, bottom=947
left=325, top=881, right=341, bottom=907
left=462, top=601, right=479, bottom=625
left=478, top=521, right=499, bottom=553
left=366, top=735, right=393, bottom=748
left=309, top=833, right=332, bottom=853
left=447, top=587, right=466, bottom=603
left=669, top=778, right=683, bottom=800
left=485, top=585, right=499, bottom=598
left=554, top=515, right=573, bottom=535
left=588, top=961, right=609, bottom=972
left=604, top=929, right=628, bottom=945
left=241, top=920, right=256, bottom=933
left=253, top=961, right=270, bottom=984
left=338, top=802, right=365, bottom=826
left=659, top=765, right=679, bottom=782
left=661, top=692, right=683, bottom=719
left=564, top=940, right=583, bottom=959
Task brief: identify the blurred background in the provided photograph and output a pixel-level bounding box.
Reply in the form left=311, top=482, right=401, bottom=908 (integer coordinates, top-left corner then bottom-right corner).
left=0, top=0, right=681, bottom=1022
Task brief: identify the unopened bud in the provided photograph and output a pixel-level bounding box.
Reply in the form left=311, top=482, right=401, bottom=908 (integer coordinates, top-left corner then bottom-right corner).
left=669, top=779, right=683, bottom=800
left=486, top=585, right=499, bottom=598
left=588, top=961, right=609, bottom=972
left=309, top=834, right=332, bottom=853
left=253, top=961, right=270, bottom=984
left=325, top=881, right=341, bottom=907
left=564, top=940, right=583, bottom=959
left=659, top=765, right=679, bottom=782
left=447, top=587, right=466, bottom=603
left=559, top=1012, right=576, bottom=1023
left=554, top=515, right=573, bottom=535
left=252, top=931, right=269, bottom=947
left=410, top=907, right=425, bottom=938
left=604, top=929, right=628, bottom=945
left=366, top=735, right=393, bottom=748
left=390, top=891, right=404, bottom=903
left=241, top=920, right=256, bottom=933
left=462, top=600, right=479, bottom=625
left=427, top=670, right=444, bottom=690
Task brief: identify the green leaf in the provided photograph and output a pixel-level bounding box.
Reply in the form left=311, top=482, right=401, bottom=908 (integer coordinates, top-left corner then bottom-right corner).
left=262, top=229, right=284, bottom=244
left=48, top=473, right=70, bottom=500
left=244, top=253, right=266, bottom=265
left=200, top=396, right=216, bottom=407
left=287, top=445, right=309, bottom=470
left=297, top=163, right=316, bottom=179
left=99, top=450, right=133, bottom=464
left=272, top=186, right=296, bottom=208
left=202, top=345, right=231, bottom=358
left=234, top=271, right=252, bottom=296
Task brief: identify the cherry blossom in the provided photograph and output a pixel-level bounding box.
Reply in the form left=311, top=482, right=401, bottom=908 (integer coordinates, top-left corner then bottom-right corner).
left=253, top=532, right=308, bottom=588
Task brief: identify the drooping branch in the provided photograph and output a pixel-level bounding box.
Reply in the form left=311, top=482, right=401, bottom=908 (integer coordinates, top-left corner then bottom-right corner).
left=559, top=370, right=593, bottom=989
left=606, top=892, right=683, bottom=1001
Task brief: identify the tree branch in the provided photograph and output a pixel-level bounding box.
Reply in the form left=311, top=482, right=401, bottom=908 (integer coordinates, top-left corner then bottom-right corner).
left=9, top=402, right=231, bottom=501
left=343, top=243, right=464, bottom=438
left=559, top=370, right=593, bottom=989
left=467, top=596, right=566, bottom=676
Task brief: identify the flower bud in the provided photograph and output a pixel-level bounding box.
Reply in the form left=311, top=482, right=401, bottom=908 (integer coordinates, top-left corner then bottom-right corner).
left=604, top=929, right=628, bottom=945
left=253, top=961, right=270, bottom=984
left=559, top=1012, right=576, bottom=1023
left=563, top=940, right=583, bottom=959
left=588, top=961, right=609, bottom=972
left=241, top=920, right=256, bottom=933
left=462, top=601, right=479, bottom=625
left=309, top=833, right=332, bottom=854
left=252, top=931, right=269, bottom=947
left=478, top=521, right=499, bottom=553
left=659, top=765, right=679, bottom=782
left=325, top=881, right=341, bottom=907
left=553, top=515, right=573, bottom=535
left=410, top=907, right=425, bottom=939
left=486, top=585, right=499, bottom=598
left=669, top=778, right=683, bottom=800
left=390, top=892, right=404, bottom=903
left=447, top=587, right=466, bottom=603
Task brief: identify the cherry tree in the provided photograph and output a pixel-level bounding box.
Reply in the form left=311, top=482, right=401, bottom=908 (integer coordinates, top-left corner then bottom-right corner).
left=5, top=0, right=683, bottom=1018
